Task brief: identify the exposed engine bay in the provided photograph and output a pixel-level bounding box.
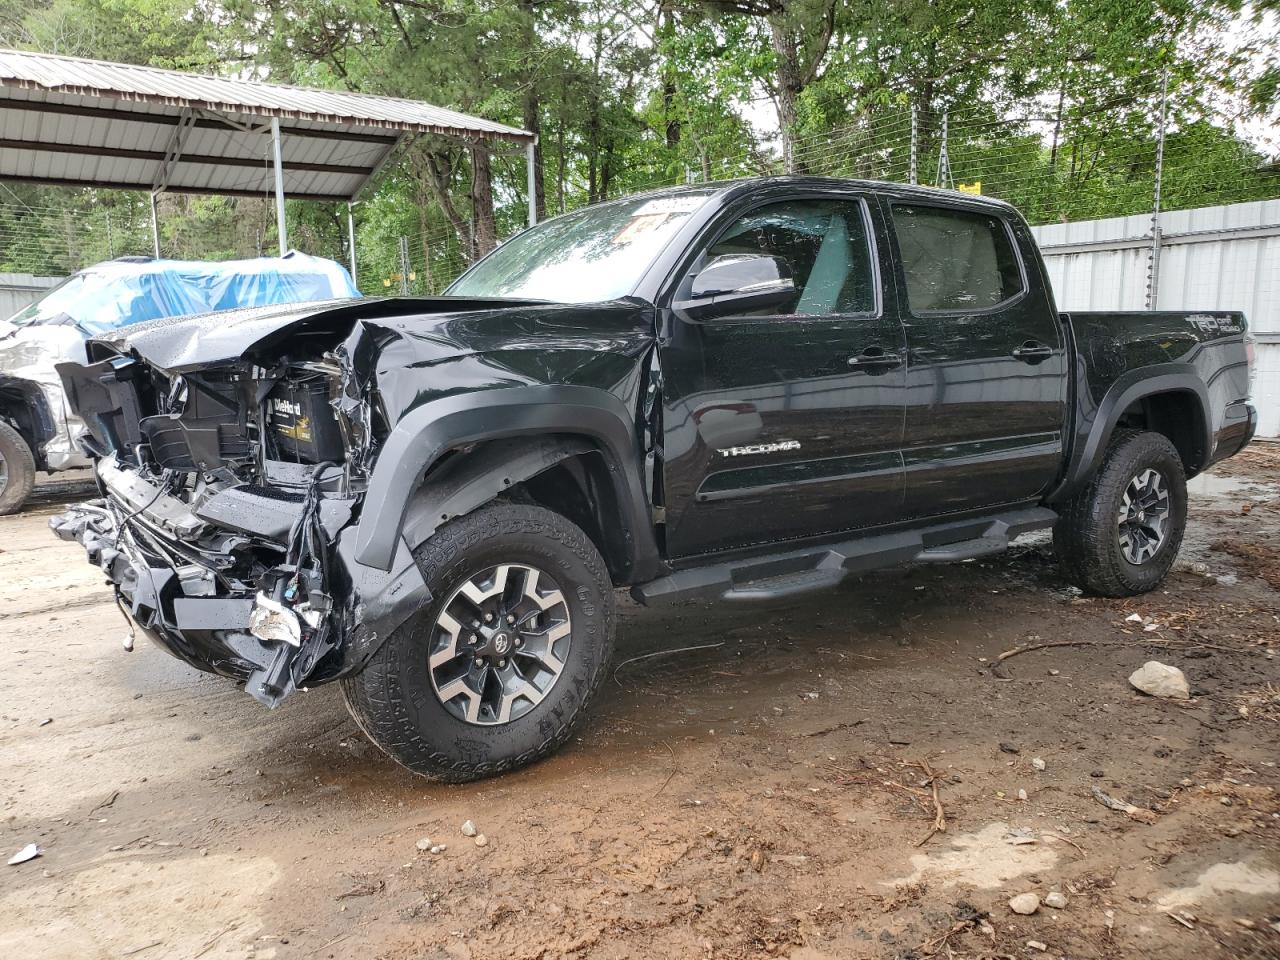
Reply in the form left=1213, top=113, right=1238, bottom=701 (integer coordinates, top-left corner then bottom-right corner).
left=49, top=305, right=410, bottom=707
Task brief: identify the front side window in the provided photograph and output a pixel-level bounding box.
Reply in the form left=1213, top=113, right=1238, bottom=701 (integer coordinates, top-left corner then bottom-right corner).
left=701, top=198, right=876, bottom=316
left=447, top=191, right=715, bottom=303
left=891, top=205, right=1023, bottom=312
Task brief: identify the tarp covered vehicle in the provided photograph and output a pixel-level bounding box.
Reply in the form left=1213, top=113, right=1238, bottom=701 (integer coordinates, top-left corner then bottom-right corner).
left=0, top=253, right=358, bottom=513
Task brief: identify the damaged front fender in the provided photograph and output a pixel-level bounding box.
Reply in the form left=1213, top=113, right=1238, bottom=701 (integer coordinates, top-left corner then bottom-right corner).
left=50, top=294, right=657, bottom=708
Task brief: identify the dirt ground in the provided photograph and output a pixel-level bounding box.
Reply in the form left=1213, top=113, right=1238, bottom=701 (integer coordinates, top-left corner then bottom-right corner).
left=2, top=452, right=1279, bottom=960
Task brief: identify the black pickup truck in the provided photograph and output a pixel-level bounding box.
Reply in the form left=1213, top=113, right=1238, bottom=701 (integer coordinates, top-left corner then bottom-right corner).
left=51, top=177, right=1256, bottom=780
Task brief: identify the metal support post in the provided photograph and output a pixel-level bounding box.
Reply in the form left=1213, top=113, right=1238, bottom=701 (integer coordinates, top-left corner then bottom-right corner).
left=937, top=111, right=952, bottom=189
left=149, top=192, right=161, bottom=258
left=526, top=139, right=538, bottom=227
left=270, top=117, right=288, bottom=256
left=1146, top=69, right=1169, bottom=310
left=346, top=203, right=358, bottom=287
left=398, top=236, right=410, bottom=295
left=909, top=104, right=918, bottom=186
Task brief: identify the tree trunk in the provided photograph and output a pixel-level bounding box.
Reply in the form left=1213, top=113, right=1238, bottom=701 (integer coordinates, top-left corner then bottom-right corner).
left=520, top=0, right=546, bottom=221
left=601, top=141, right=615, bottom=200
left=1049, top=81, right=1066, bottom=172
left=419, top=149, right=474, bottom=261
left=587, top=20, right=604, bottom=203
left=769, top=20, right=804, bottom=173
left=659, top=2, right=680, bottom=149
left=556, top=114, right=566, bottom=215
left=416, top=193, right=436, bottom=293
left=470, top=145, right=497, bottom=258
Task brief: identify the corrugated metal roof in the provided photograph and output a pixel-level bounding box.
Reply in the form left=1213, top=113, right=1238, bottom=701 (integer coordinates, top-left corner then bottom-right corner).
left=0, top=48, right=533, bottom=203
left=0, top=49, right=531, bottom=141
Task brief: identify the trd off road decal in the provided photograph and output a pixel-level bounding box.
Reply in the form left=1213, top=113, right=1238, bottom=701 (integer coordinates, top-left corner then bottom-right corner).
left=1188, top=314, right=1244, bottom=335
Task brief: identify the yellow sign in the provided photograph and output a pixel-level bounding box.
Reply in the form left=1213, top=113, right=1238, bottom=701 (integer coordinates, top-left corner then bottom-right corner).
left=957, top=181, right=982, bottom=195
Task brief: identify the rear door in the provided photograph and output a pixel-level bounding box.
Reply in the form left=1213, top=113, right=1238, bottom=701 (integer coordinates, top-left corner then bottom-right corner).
left=885, top=199, right=1067, bottom=517
left=658, top=190, right=908, bottom=558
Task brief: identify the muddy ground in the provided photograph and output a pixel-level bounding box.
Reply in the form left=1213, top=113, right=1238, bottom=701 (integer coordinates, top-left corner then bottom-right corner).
left=2, top=453, right=1279, bottom=960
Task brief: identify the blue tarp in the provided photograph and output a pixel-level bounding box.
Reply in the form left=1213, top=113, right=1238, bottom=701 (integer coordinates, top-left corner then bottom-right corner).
left=6, top=252, right=360, bottom=335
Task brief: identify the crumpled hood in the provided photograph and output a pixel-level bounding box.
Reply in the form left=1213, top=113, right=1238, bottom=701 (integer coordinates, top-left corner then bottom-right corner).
left=85, top=295, right=652, bottom=374
left=86, top=296, right=396, bottom=371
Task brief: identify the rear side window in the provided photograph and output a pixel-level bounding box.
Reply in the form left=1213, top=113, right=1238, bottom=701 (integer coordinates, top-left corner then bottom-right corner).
left=891, top=205, right=1023, bottom=312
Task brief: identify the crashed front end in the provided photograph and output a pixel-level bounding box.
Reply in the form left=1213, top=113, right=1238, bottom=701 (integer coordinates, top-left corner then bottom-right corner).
left=49, top=305, right=427, bottom=707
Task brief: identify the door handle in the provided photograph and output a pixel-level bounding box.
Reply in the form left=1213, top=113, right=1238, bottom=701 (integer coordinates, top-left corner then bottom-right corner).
left=1011, top=340, right=1053, bottom=363
left=847, top=347, right=902, bottom=371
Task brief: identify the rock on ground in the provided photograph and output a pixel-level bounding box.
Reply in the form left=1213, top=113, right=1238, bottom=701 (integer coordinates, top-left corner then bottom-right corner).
left=1008, top=893, right=1040, bottom=915
left=1129, top=661, right=1191, bottom=699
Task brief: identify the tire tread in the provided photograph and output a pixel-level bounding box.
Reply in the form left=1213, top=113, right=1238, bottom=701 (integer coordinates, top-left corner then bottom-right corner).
left=0, top=420, right=36, bottom=516
left=340, top=503, right=614, bottom=781
left=1053, top=429, right=1187, bottom=597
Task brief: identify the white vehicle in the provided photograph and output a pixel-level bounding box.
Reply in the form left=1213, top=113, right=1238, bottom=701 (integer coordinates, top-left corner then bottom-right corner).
left=0, top=253, right=357, bottom=513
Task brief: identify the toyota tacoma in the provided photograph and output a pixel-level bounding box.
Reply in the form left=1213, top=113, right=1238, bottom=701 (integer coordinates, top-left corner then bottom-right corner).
left=50, top=178, right=1256, bottom=780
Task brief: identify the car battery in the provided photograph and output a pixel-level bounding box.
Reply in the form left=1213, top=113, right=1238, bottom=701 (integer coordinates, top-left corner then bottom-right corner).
left=267, top=375, right=345, bottom=464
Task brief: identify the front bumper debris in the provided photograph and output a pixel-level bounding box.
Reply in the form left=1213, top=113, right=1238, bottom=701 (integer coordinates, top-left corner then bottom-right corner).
left=51, top=464, right=430, bottom=707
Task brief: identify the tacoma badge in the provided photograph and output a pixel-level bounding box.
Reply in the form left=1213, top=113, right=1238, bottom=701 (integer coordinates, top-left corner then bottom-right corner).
left=717, top=440, right=801, bottom=457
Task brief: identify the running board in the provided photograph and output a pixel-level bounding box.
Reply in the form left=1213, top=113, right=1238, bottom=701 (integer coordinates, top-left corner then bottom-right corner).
left=915, top=535, right=1009, bottom=563
left=632, top=507, right=1057, bottom=605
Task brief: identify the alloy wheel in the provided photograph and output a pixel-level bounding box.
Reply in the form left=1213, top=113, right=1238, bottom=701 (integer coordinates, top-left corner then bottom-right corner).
left=427, top=563, right=572, bottom=725
left=1118, top=468, right=1170, bottom=564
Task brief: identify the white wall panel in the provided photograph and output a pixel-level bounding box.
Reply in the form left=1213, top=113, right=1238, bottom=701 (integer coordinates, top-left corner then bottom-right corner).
left=1031, top=201, right=1280, bottom=437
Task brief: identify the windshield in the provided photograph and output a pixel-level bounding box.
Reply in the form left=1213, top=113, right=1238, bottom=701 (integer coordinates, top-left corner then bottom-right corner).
left=5, top=273, right=98, bottom=330
left=447, top=191, right=716, bottom=302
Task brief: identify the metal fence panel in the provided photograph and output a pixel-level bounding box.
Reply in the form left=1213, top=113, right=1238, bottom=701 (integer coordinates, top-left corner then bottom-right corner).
left=0, top=272, right=62, bottom=319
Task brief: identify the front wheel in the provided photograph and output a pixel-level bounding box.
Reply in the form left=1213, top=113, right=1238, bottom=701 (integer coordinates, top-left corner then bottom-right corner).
left=1053, top=429, right=1188, bottom=597
left=341, top=503, right=615, bottom=781
left=0, top=420, right=36, bottom=516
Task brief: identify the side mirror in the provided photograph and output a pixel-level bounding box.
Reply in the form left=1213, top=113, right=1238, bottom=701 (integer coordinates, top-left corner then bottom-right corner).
left=676, top=254, right=796, bottom=319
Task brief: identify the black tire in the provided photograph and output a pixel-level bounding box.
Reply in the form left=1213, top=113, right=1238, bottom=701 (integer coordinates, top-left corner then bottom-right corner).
left=341, top=503, right=615, bottom=781
left=1053, top=429, right=1187, bottom=597
left=0, top=420, right=36, bottom=516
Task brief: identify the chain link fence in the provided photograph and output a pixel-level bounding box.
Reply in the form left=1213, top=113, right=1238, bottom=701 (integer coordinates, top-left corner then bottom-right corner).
left=354, top=75, right=1280, bottom=296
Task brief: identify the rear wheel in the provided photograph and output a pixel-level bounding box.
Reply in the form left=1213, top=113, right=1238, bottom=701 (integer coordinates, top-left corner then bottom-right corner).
left=341, top=503, right=615, bottom=781
left=0, top=420, right=36, bottom=516
left=1053, top=429, right=1187, bottom=597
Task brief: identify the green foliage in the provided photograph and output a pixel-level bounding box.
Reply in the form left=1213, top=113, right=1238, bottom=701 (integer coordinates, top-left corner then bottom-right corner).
left=0, top=0, right=1275, bottom=289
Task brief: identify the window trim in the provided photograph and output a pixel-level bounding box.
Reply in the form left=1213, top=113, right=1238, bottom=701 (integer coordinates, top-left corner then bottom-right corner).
left=888, top=200, right=1029, bottom=318
left=664, top=191, right=884, bottom=324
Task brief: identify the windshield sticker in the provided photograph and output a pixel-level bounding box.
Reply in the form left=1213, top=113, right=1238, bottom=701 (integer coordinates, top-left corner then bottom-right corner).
left=613, top=213, right=673, bottom=244
left=635, top=196, right=707, bottom=216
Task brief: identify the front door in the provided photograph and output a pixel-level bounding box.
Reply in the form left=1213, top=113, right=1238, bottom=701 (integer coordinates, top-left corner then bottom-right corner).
left=885, top=199, right=1068, bottom=518
left=659, top=193, right=908, bottom=559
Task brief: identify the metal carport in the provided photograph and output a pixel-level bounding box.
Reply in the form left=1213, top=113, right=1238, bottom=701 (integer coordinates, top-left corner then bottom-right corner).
left=0, top=49, right=537, bottom=282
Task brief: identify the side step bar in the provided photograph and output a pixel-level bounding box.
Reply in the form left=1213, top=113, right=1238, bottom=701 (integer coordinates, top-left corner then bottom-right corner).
left=632, top=507, right=1057, bottom=605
